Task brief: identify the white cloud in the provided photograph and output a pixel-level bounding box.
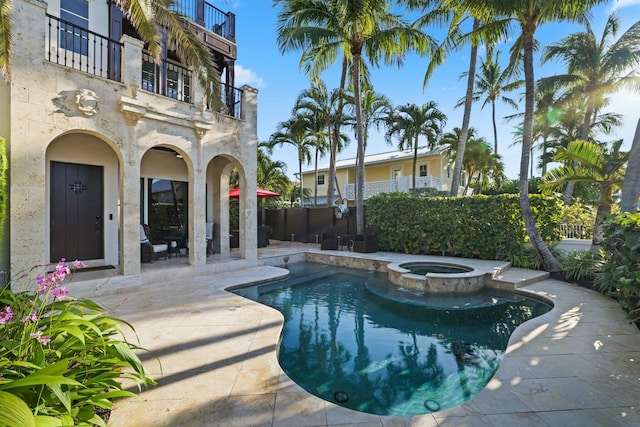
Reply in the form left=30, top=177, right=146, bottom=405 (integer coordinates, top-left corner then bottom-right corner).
left=234, top=64, right=265, bottom=88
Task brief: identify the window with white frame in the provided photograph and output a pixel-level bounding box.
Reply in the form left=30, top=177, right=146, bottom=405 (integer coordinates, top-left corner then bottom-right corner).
left=419, top=163, right=428, bottom=177
left=317, top=174, right=325, bottom=186
left=60, top=0, right=89, bottom=55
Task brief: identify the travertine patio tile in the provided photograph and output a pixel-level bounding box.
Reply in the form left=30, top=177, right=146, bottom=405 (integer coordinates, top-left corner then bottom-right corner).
left=380, top=415, right=438, bottom=427
left=325, top=402, right=385, bottom=425
left=68, top=250, right=640, bottom=427
left=273, top=391, right=328, bottom=427
left=231, top=368, right=280, bottom=395
left=166, top=394, right=276, bottom=427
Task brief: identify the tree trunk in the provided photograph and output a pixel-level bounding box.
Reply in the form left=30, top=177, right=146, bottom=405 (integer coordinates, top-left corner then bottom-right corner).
left=327, top=57, right=349, bottom=206
left=564, top=102, right=595, bottom=205
left=520, top=24, right=561, bottom=273
left=450, top=19, right=479, bottom=197
left=621, top=117, right=640, bottom=213
left=412, top=137, right=418, bottom=191
left=491, top=100, right=498, bottom=154
left=591, top=184, right=612, bottom=248
left=353, top=53, right=365, bottom=235
left=313, top=147, right=319, bottom=207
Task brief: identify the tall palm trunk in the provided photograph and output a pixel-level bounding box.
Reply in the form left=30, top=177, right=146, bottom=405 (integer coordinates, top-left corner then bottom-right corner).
left=450, top=19, right=480, bottom=196
left=592, top=183, right=612, bottom=247
left=491, top=100, right=498, bottom=154
left=621, top=117, right=640, bottom=213
left=521, top=25, right=561, bottom=272
left=313, top=146, right=319, bottom=207
left=564, top=102, right=596, bottom=205
left=353, top=51, right=366, bottom=236
left=327, top=57, right=349, bottom=206
left=412, top=137, right=419, bottom=190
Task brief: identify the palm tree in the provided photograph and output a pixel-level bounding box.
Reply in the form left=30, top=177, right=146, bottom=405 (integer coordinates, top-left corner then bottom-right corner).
left=540, top=139, right=628, bottom=247
left=274, top=0, right=433, bottom=235
left=294, top=81, right=351, bottom=205
left=257, top=144, right=290, bottom=195
left=461, top=50, right=521, bottom=154
left=268, top=114, right=314, bottom=206
left=621, top=118, right=640, bottom=213
left=453, top=0, right=606, bottom=272
left=1, top=0, right=218, bottom=92
left=355, top=85, right=392, bottom=153
left=0, top=0, right=10, bottom=77
left=407, top=2, right=487, bottom=198
left=539, top=13, right=640, bottom=204
left=385, top=102, right=447, bottom=191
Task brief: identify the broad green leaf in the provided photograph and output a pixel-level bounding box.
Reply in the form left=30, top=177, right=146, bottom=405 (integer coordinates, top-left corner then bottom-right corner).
left=0, top=390, right=36, bottom=427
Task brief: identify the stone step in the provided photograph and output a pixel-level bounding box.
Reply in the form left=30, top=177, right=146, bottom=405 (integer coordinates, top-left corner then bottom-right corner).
left=492, top=267, right=550, bottom=289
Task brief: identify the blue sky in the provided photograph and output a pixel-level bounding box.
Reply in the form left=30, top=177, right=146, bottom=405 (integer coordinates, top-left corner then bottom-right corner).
left=220, top=0, right=640, bottom=180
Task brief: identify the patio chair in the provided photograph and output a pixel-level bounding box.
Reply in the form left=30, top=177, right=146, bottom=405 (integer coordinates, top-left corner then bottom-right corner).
left=320, top=226, right=338, bottom=250
left=353, top=228, right=377, bottom=253
left=140, top=224, right=168, bottom=263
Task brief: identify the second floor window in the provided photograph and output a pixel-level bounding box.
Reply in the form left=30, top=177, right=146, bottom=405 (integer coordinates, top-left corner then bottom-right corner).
left=419, top=164, right=428, bottom=177
left=317, top=174, right=325, bottom=186
left=60, top=0, right=89, bottom=55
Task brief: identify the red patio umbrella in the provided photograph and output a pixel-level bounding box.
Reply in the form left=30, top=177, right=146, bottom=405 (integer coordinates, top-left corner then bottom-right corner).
left=228, top=186, right=280, bottom=225
left=228, top=186, right=280, bottom=198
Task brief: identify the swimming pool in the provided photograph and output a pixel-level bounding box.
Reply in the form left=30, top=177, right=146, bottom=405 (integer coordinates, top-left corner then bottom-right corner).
left=231, top=262, right=552, bottom=416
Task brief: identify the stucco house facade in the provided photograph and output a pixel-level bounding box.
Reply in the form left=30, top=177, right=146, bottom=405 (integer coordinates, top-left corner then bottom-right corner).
left=0, top=0, right=259, bottom=285
left=301, top=146, right=454, bottom=206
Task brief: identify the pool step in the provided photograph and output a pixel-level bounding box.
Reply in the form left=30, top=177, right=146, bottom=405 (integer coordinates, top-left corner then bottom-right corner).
left=491, top=267, right=550, bottom=289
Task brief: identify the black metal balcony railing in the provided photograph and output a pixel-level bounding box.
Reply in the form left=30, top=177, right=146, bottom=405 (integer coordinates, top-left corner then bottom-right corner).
left=46, top=14, right=123, bottom=82
left=142, top=51, right=192, bottom=103
left=172, top=0, right=235, bottom=41
left=220, top=83, right=242, bottom=119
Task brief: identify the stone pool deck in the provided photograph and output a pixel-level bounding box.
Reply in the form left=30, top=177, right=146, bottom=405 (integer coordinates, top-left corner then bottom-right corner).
left=69, top=245, right=640, bottom=426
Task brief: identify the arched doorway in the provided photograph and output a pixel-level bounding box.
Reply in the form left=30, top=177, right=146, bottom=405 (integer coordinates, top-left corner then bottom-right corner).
left=46, top=133, right=120, bottom=265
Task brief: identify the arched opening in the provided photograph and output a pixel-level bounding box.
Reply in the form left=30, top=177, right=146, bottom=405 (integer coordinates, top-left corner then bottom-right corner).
left=46, top=132, right=120, bottom=266
left=140, top=146, right=190, bottom=260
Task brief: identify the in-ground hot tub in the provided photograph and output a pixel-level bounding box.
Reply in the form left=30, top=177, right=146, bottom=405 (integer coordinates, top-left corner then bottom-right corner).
left=387, top=261, right=487, bottom=293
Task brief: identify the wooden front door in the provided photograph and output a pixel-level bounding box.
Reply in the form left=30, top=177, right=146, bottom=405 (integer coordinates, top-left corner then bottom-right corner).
left=50, top=161, right=104, bottom=262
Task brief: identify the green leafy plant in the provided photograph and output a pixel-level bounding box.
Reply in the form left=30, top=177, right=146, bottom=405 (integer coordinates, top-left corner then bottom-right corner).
left=560, top=249, right=604, bottom=282
left=367, top=193, right=562, bottom=261
left=0, top=260, right=155, bottom=426
left=594, top=213, right=640, bottom=323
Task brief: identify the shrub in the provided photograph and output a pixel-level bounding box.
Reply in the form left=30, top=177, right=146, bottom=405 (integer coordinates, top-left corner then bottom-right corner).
left=366, top=193, right=562, bottom=260
left=594, top=213, right=640, bottom=323
left=560, top=249, right=605, bottom=283
left=0, top=260, right=154, bottom=426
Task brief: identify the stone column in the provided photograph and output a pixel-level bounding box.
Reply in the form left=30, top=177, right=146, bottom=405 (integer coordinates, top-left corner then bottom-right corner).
left=239, top=86, right=258, bottom=262
left=120, top=35, right=144, bottom=98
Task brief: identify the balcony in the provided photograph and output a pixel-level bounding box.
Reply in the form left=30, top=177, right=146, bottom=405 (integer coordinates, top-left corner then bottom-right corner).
left=46, top=13, right=123, bottom=82
left=142, top=51, right=192, bottom=103
left=45, top=14, right=243, bottom=119
left=174, top=0, right=237, bottom=60
left=345, top=175, right=443, bottom=199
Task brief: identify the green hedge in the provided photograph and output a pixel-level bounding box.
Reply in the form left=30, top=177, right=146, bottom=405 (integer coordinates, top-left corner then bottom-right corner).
left=596, top=213, right=640, bottom=323
left=366, top=193, right=562, bottom=260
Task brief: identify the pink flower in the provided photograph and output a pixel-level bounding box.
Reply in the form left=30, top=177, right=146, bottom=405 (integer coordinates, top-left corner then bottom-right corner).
left=0, top=306, right=13, bottom=325
left=30, top=331, right=50, bottom=345
left=52, top=286, right=69, bottom=301
left=72, top=260, right=87, bottom=269
left=21, top=311, right=38, bottom=323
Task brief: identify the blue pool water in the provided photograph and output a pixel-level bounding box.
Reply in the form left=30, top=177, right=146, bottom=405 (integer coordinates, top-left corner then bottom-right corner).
left=231, top=262, right=552, bottom=416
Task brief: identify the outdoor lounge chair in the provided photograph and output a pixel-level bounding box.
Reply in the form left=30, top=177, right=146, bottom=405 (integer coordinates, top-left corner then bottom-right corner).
left=140, top=224, right=168, bottom=263
left=320, top=226, right=339, bottom=250
left=353, top=227, right=377, bottom=253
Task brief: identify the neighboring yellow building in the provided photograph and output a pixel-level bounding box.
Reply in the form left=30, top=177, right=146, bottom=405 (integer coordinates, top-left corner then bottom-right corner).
left=302, top=146, right=454, bottom=205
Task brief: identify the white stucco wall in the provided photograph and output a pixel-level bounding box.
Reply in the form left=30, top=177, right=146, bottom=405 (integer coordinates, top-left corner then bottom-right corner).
left=7, top=0, right=259, bottom=279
